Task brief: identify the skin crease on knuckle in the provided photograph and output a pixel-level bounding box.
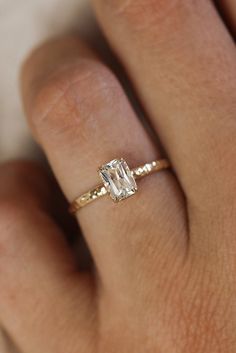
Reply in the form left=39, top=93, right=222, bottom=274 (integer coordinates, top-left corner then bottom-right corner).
left=97, top=279, right=233, bottom=352
left=29, top=60, right=121, bottom=144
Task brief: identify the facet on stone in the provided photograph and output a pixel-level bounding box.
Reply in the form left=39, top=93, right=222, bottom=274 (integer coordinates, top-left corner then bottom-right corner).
left=98, top=158, right=137, bottom=202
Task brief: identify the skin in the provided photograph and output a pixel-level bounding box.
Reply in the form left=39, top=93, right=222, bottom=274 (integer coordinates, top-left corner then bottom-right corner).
left=0, top=0, right=236, bottom=352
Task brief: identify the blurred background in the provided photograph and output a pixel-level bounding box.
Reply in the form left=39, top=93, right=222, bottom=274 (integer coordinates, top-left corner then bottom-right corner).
left=0, top=0, right=100, bottom=162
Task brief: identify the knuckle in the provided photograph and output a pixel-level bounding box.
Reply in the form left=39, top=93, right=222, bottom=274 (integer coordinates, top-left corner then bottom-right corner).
left=30, top=60, right=120, bottom=141
left=172, top=266, right=236, bottom=353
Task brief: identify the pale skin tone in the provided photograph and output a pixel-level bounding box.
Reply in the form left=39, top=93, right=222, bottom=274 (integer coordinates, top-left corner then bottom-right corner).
left=0, top=0, right=236, bottom=352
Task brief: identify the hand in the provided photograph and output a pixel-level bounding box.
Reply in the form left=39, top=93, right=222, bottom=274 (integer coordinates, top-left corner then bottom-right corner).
left=1, top=1, right=236, bottom=352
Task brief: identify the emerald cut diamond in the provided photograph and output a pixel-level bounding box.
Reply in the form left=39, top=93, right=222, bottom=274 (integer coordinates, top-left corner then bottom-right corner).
left=99, top=159, right=137, bottom=202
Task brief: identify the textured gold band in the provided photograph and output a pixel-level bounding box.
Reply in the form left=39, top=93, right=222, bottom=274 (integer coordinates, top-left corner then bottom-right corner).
left=69, top=159, right=170, bottom=214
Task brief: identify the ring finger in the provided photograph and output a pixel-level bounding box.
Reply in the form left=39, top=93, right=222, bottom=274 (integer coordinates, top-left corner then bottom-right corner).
left=21, top=37, right=186, bottom=294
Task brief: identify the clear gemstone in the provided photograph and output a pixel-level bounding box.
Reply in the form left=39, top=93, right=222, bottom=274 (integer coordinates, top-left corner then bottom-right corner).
left=99, top=159, right=137, bottom=202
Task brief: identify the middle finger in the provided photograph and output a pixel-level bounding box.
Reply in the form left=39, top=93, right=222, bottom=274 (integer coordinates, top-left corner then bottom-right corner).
left=93, top=0, right=236, bottom=209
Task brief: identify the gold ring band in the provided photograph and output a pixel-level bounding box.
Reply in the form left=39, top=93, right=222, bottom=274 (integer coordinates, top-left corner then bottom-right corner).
left=69, top=158, right=170, bottom=214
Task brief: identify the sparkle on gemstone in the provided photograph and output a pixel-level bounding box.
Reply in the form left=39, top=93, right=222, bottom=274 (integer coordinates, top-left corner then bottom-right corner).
left=99, top=158, right=137, bottom=202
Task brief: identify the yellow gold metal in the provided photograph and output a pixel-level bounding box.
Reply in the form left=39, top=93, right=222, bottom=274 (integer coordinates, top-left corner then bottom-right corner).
left=69, top=158, right=170, bottom=214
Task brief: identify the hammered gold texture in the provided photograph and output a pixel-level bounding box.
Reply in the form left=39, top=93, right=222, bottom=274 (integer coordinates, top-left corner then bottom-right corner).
left=69, top=185, right=107, bottom=213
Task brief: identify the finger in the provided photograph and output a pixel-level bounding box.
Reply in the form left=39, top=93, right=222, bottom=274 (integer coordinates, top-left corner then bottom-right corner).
left=92, top=0, right=236, bottom=208
left=216, top=0, right=236, bottom=36
left=92, top=0, right=236, bottom=256
left=0, top=161, right=95, bottom=353
left=21, top=37, right=186, bottom=293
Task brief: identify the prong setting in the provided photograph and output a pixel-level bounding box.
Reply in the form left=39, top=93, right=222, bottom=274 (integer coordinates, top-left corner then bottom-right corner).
left=99, top=158, right=137, bottom=202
